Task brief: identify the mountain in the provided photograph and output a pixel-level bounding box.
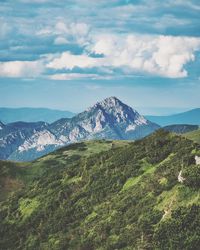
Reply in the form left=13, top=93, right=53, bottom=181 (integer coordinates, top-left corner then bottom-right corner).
left=0, top=121, right=48, bottom=160
left=146, top=108, right=200, bottom=126
left=0, top=130, right=200, bottom=249
left=0, top=97, right=160, bottom=161
left=163, top=124, right=199, bottom=134
left=50, top=96, right=159, bottom=141
left=0, top=107, right=75, bottom=123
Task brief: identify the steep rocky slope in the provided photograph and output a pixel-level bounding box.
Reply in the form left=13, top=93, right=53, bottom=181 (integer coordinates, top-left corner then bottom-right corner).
left=0, top=97, right=159, bottom=161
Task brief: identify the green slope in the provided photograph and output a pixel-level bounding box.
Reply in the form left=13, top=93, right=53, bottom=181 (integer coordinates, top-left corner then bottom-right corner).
left=0, top=161, right=25, bottom=201
left=0, top=131, right=200, bottom=250
left=184, top=129, right=200, bottom=144
left=0, top=140, right=128, bottom=201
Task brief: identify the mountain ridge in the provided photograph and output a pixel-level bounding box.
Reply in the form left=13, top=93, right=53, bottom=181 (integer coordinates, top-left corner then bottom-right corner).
left=163, top=124, right=199, bottom=134
left=0, top=97, right=160, bottom=161
left=146, top=108, right=200, bottom=126
left=0, top=107, right=75, bottom=124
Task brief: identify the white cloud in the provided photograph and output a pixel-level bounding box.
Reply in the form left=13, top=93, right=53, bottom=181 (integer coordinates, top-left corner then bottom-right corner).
left=54, top=21, right=68, bottom=34
left=46, top=52, right=99, bottom=70
left=49, top=73, right=100, bottom=80
left=2, top=31, right=199, bottom=80
left=91, top=34, right=118, bottom=55
left=0, top=60, right=44, bottom=78
left=47, top=34, right=200, bottom=78
left=48, top=73, right=114, bottom=81
left=89, top=34, right=200, bottom=78
left=54, top=36, right=69, bottom=45
left=70, top=22, right=90, bottom=37
left=37, top=21, right=90, bottom=45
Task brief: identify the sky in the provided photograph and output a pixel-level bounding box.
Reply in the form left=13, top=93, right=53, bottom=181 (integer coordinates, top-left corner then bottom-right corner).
left=0, top=0, right=200, bottom=115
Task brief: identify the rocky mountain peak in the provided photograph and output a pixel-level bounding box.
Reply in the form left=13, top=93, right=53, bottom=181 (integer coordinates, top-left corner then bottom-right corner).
left=86, top=96, right=121, bottom=111
left=90, top=96, right=147, bottom=125
left=98, top=96, right=122, bottom=107
left=0, top=97, right=160, bottom=161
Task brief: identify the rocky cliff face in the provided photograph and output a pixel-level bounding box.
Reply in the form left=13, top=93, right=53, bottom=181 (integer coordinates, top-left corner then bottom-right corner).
left=0, top=97, right=160, bottom=161
left=0, top=121, right=48, bottom=160
left=0, top=121, right=4, bottom=130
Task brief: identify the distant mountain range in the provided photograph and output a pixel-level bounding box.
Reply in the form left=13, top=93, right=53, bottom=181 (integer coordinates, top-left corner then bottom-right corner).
left=0, top=107, right=75, bottom=123
left=0, top=97, right=159, bottom=161
left=146, top=108, right=200, bottom=126
left=1, top=106, right=200, bottom=127
left=163, top=124, right=199, bottom=134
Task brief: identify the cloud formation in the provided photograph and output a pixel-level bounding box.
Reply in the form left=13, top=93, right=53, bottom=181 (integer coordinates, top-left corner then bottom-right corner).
left=0, top=0, right=200, bottom=80
left=49, top=73, right=101, bottom=81
left=47, top=34, right=200, bottom=78
left=0, top=60, right=43, bottom=78
left=2, top=34, right=199, bottom=79
left=37, top=21, right=90, bottom=46
left=46, top=52, right=98, bottom=70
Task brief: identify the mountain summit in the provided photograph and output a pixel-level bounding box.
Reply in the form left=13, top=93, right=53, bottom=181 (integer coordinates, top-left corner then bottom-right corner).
left=92, top=96, right=128, bottom=111
left=0, top=97, right=160, bottom=161
left=50, top=96, right=159, bottom=141
left=88, top=96, right=145, bottom=125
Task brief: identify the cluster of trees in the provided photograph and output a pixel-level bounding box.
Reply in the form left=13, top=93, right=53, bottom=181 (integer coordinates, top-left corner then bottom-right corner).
left=0, top=130, right=200, bottom=249
left=154, top=204, right=200, bottom=249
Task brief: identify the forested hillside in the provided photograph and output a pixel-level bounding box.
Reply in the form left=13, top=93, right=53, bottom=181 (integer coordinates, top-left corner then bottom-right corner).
left=184, top=129, right=200, bottom=144
left=0, top=130, right=200, bottom=249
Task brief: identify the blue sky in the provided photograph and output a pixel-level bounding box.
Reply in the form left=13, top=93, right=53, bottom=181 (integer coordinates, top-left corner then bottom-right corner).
left=0, top=0, right=200, bottom=114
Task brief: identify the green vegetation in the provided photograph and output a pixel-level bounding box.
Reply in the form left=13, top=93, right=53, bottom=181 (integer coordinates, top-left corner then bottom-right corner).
left=19, top=198, right=40, bottom=220
left=0, top=161, right=26, bottom=201
left=0, top=131, right=200, bottom=249
left=184, top=129, right=200, bottom=144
